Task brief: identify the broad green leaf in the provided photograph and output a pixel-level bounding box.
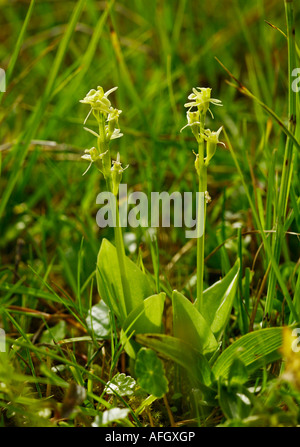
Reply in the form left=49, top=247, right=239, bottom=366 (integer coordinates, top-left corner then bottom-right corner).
left=121, top=293, right=166, bottom=359
left=40, top=321, right=66, bottom=345
left=197, top=259, right=240, bottom=340
left=212, top=327, right=283, bottom=379
left=135, top=348, right=168, bottom=398
left=196, top=355, right=215, bottom=389
left=228, top=358, right=249, bottom=385
left=96, top=239, right=153, bottom=322
left=136, top=334, right=211, bottom=385
left=104, top=373, right=136, bottom=396
left=86, top=300, right=110, bottom=339
left=172, top=290, right=218, bottom=355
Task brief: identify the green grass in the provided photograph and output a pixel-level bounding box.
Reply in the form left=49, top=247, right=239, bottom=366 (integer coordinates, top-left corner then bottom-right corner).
left=0, top=0, right=299, bottom=428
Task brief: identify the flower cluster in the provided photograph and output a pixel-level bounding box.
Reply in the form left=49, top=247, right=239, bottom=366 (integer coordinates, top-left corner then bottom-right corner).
left=80, top=86, right=116, bottom=114
left=184, top=87, right=222, bottom=118
left=181, top=87, right=225, bottom=168
left=80, top=86, right=127, bottom=193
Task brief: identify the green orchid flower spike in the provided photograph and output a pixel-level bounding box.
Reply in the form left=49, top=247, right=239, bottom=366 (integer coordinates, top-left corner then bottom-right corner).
left=80, top=85, right=133, bottom=322
left=80, top=86, right=117, bottom=118
left=181, top=86, right=224, bottom=312
left=80, top=85, right=126, bottom=179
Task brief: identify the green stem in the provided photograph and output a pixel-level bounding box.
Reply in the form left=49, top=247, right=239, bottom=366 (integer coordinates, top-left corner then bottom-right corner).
left=97, top=112, right=109, bottom=155
left=98, top=113, right=132, bottom=321
left=196, top=113, right=207, bottom=313
left=106, top=176, right=131, bottom=320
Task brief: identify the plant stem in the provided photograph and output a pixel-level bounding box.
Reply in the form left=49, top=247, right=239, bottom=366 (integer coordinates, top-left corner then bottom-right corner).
left=163, top=394, right=175, bottom=427
left=104, top=176, right=130, bottom=321
left=196, top=113, right=207, bottom=313
left=112, top=181, right=133, bottom=317
left=98, top=114, right=132, bottom=320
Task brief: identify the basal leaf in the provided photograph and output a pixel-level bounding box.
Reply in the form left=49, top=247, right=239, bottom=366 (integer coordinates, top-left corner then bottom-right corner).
left=172, top=290, right=218, bottom=355
left=136, top=333, right=211, bottom=386
left=121, top=293, right=165, bottom=359
left=198, top=259, right=240, bottom=340
left=212, top=327, right=283, bottom=379
left=96, top=238, right=153, bottom=323
left=228, top=358, right=249, bottom=385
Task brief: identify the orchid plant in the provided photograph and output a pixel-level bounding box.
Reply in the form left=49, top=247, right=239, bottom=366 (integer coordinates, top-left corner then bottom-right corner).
left=181, top=87, right=225, bottom=313
left=78, top=85, right=288, bottom=417
left=79, top=87, right=165, bottom=358
left=80, top=86, right=132, bottom=322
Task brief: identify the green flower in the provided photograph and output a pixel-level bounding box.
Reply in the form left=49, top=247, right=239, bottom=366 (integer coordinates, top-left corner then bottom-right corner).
left=80, top=86, right=118, bottom=115
left=184, top=87, right=222, bottom=117
left=83, top=124, right=123, bottom=143
left=111, top=153, right=129, bottom=195
left=180, top=110, right=201, bottom=132
left=107, top=108, right=122, bottom=122
left=180, top=110, right=202, bottom=142
left=201, top=126, right=225, bottom=165
left=107, top=127, right=123, bottom=141
left=81, top=147, right=108, bottom=175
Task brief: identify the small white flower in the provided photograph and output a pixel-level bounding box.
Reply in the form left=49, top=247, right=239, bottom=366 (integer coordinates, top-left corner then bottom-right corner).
left=111, top=153, right=129, bottom=195
left=109, top=128, right=123, bottom=140
left=80, top=86, right=118, bottom=116
left=81, top=147, right=108, bottom=175
left=202, top=126, right=225, bottom=165
left=180, top=110, right=201, bottom=133
left=111, top=153, right=128, bottom=173
left=202, top=126, right=225, bottom=146
left=107, top=108, right=122, bottom=122
left=184, top=87, right=222, bottom=118
left=106, top=108, right=123, bottom=140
